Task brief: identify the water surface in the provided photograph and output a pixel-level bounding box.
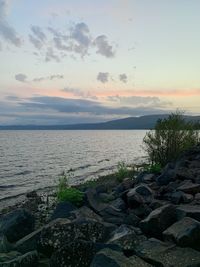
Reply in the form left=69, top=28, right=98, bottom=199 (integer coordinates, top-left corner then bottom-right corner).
left=0, top=130, right=147, bottom=201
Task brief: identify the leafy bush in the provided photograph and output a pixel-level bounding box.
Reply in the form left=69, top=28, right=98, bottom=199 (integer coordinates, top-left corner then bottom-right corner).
left=143, top=112, right=199, bottom=167
left=57, top=173, right=84, bottom=206
left=116, top=161, right=129, bottom=182
left=144, top=163, right=162, bottom=174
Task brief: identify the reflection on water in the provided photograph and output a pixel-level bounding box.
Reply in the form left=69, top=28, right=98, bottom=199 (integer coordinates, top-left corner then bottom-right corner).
left=0, top=130, right=147, bottom=200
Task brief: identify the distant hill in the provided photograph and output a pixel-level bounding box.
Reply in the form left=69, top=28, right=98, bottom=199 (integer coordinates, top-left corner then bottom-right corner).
left=0, top=114, right=200, bottom=130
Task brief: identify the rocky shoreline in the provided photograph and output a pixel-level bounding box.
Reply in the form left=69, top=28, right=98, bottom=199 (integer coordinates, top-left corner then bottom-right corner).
left=1, top=144, right=200, bottom=266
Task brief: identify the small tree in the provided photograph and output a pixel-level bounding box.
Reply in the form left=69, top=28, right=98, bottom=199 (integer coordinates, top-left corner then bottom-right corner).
left=143, top=112, right=199, bottom=167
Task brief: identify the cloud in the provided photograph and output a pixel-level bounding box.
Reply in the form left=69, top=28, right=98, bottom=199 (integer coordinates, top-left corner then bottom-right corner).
left=0, top=0, right=22, bottom=47
left=15, top=73, right=64, bottom=83
left=69, top=22, right=91, bottom=57
left=19, top=96, right=170, bottom=117
left=119, top=73, right=128, bottom=83
left=29, top=25, right=46, bottom=50
left=94, top=35, right=115, bottom=58
left=33, top=74, right=64, bottom=82
left=62, top=87, right=97, bottom=100
left=29, top=34, right=43, bottom=49
left=31, top=25, right=46, bottom=42
left=0, top=95, right=172, bottom=125
left=97, top=72, right=109, bottom=83
left=31, top=22, right=115, bottom=61
left=15, top=73, right=27, bottom=83
left=45, top=47, right=60, bottom=62
left=107, top=95, right=171, bottom=108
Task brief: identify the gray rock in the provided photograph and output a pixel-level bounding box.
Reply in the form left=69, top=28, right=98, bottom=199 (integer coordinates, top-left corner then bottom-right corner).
left=127, top=184, right=153, bottom=208
left=0, top=235, right=13, bottom=253
left=71, top=206, right=103, bottom=222
left=171, top=191, right=193, bottom=204
left=0, top=209, right=35, bottom=243
left=163, top=217, right=200, bottom=250
left=50, top=201, right=77, bottom=220
left=90, top=248, right=151, bottom=267
left=176, top=205, right=200, bottom=221
left=156, top=163, right=176, bottom=186
left=86, top=189, right=107, bottom=212
left=177, top=181, right=200, bottom=194
left=0, top=250, right=38, bottom=267
left=135, top=238, right=200, bottom=267
left=50, top=240, right=120, bottom=267
left=136, top=172, right=155, bottom=184
left=139, top=204, right=177, bottom=238
left=38, top=218, right=116, bottom=256
left=124, top=211, right=140, bottom=226
left=99, top=205, right=127, bottom=225
left=107, top=224, right=146, bottom=250
left=15, top=227, right=43, bottom=254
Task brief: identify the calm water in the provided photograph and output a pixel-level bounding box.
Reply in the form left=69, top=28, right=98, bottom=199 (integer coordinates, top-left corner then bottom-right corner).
left=0, top=130, right=147, bottom=201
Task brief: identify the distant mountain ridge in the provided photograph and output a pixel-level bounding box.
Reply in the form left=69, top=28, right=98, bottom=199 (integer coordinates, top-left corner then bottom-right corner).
left=0, top=114, right=200, bottom=130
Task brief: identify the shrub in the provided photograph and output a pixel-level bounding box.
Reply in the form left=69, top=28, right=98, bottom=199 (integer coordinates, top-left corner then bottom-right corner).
left=57, top=173, right=84, bottom=206
left=144, top=163, right=162, bottom=174
left=116, top=161, right=135, bottom=182
left=143, top=112, right=199, bottom=167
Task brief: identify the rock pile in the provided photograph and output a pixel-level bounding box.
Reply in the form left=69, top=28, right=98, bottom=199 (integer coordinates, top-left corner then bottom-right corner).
left=1, top=144, right=200, bottom=266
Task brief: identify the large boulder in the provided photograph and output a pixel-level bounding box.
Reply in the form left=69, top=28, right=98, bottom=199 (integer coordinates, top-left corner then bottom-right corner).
left=14, top=227, right=43, bottom=254
left=156, top=163, right=176, bottom=186
left=139, top=204, right=177, bottom=238
left=38, top=218, right=116, bottom=256
left=90, top=248, right=151, bottom=267
left=86, top=189, right=107, bottom=213
left=107, top=224, right=146, bottom=250
left=0, top=250, right=38, bottom=267
left=176, top=205, right=200, bottom=221
left=135, top=238, right=200, bottom=267
left=99, top=199, right=127, bottom=225
left=71, top=206, right=103, bottom=222
left=50, top=240, right=120, bottom=267
left=170, top=191, right=193, bottom=204
left=177, top=181, right=200, bottom=195
left=50, top=201, right=77, bottom=220
left=163, top=217, right=200, bottom=250
left=126, top=184, right=153, bottom=209
left=0, top=209, right=35, bottom=243
left=0, top=235, right=13, bottom=253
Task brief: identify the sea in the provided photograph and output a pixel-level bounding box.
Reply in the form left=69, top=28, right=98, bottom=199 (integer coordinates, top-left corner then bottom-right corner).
left=0, top=130, right=147, bottom=204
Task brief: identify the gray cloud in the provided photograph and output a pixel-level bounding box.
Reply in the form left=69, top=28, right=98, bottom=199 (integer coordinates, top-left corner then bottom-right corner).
left=45, top=47, right=60, bottom=62
left=15, top=73, right=27, bottom=83
left=107, top=95, right=172, bottom=108
left=31, top=25, right=46, bottom=42
left=29, top=25, right=46, bottom=49
left=19, top=96, right=169, bottom=116
left=94, top=35, right=115, bottom=58
left=97, top=72, right=109, bottom=83
left=62, top=87, right=97, bottom=100
left=119, top=73, right=128, bottom=83
left=70, top=22, right=91, bottom=57
left=33, top=74, right=64, bottom=82
left=32, top=22, right=115, bottom=61
left=0, top=95, right=172, bottom=125
left=0, top=0, right=22, bottom=47
left=29, top=34, right=43, bottom=49
left=15, top=73, right=64, bottom=83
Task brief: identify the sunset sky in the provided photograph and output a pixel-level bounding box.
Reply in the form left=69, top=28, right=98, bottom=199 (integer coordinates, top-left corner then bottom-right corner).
left=0, top=0, right=200, bottom=125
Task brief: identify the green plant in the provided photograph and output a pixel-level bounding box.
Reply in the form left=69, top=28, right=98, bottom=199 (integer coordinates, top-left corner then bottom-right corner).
left=116, top=161, right=129, bottom=182
left=143, top=111, right=200, bottom=167
left=57, top=173, right=84, bottom=206
left=144, top=163, right=162, bottom=174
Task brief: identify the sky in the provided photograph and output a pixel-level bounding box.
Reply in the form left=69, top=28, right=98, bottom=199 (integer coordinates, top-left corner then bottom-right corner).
left=0, top=0, right=200, bottom=125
